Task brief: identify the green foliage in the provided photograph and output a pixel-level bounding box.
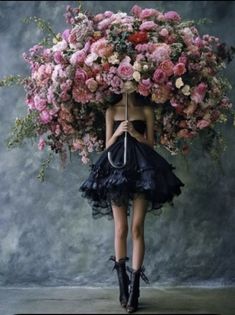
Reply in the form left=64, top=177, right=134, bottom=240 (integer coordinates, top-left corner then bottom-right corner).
left=5, top=111, right=39, bottom=150
left=21, top=16, right=60, bottom=47
left=0, top=75, right=27, bottom=87
left=37, top=151, right=54, bottom=182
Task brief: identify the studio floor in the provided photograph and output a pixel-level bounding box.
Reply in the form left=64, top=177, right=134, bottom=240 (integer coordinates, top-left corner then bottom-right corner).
left=0, top=286, right=235, bottom=315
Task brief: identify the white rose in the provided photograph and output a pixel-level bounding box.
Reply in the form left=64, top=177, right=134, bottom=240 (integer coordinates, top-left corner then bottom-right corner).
left=133, top=61, right=141, bottom=71
left=133, top=71, right=141, bottom=82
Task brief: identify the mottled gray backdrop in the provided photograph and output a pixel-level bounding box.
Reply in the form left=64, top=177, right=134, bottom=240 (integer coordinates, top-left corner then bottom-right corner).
left=0, top=1, right=235, bottom=287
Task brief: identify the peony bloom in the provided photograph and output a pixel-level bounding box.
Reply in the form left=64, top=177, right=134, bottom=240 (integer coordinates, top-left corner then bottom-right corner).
left=90, top=38, right=113, bottom=57
left=150, top=44, right=171, bottom=64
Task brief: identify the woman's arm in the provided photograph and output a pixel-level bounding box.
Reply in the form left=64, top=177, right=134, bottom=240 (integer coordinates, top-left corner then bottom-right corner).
left=132, top=106, right=155, bottom=149
left=105, top=107, right=118, bottom=149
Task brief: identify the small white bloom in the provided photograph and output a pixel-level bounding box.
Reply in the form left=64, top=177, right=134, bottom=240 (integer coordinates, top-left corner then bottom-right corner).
left=133, top=61, right=141, bottom=71
left=181, top=84, right=190, bottom=95
left=85, top=53, right=98, bottom=66
left=143, top=65, right=148, bottom=71
left=175, top=77, right=184, bottom=89
left=108, top=52, right=119, bottom=64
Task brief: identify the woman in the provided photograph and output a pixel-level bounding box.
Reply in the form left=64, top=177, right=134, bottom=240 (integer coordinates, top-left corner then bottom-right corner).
left=79, top=91, right=185, bottom=313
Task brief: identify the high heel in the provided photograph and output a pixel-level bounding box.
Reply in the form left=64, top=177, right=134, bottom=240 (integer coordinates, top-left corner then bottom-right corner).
left=126, top=265, right=150, bottom=313
left=108, top=255, right=130, bottom=308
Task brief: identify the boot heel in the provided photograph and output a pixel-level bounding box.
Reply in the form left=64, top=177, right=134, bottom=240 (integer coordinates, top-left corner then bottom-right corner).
left=108, top=255, right=130, bottom=308
left=126, top=265, right=150, bottom=313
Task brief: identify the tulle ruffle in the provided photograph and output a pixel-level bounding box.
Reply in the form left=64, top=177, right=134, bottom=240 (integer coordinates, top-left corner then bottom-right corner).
left=79, top=133, right=185, bottom=220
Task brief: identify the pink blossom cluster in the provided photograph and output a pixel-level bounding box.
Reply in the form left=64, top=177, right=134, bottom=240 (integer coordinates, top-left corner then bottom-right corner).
left=22, top=4, right=233, bottom=165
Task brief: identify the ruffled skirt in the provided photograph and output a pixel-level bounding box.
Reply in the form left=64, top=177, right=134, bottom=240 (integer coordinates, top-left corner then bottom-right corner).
left=79, top=134, right=185, bottom=220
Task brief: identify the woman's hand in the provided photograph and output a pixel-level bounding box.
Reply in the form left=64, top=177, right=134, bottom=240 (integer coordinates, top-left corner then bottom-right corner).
left=127, top=121, right=138, bottom=137
left=113, top=120, right=138, bottom=138
left=113, top=120, right=129, bottom=137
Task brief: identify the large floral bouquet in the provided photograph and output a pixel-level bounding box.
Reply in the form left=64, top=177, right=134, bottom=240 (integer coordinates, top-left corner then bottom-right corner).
left=2, top=4, right=234, bottom=181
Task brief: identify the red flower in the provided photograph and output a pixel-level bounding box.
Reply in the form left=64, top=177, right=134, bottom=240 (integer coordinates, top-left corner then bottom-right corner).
left=127, top=31, right=148, bottom=44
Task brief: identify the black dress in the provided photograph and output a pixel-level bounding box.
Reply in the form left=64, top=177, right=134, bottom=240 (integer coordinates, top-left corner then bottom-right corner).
left=79, top=120, right=185, bottom=220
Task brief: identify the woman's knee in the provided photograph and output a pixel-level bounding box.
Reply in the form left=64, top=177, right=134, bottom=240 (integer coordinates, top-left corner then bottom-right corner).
left=115, top=223, right=128, bottom=239
left=131, top=224, right=144, bottom=240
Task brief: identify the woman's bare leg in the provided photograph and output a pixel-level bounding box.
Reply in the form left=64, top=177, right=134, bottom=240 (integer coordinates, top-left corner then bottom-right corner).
left=112, top=202, right=129, bottom=260
left=131, top=194, right=148, bottom=270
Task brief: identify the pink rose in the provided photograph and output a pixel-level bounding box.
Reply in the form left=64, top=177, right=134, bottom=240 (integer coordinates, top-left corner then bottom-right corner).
left=53, top=51, right=63, bottom=64
left=153, top=68, right=167, bottom=84
left=104, top=11, right=113, bottom=18
left=75, top=67, right=88, bottom=82
left=159, top=59, right=174, bottom=76
left=178, top=55, right=188, bottom=65
left=139, top=8, right=160, bottom=19
left=70, top=49, right=87, bottom=65
left=117, top=61, right=134, bottom=80
left=137, top=78, right=152, bottom=96
left=191, top=82, right=207, bottom=104
left=131, top=5, right=142, bottom=17
left=164, top=11, right=181, bottom=22
left=159, top=28, right=169, bottom=37
left=85, top=78, right=98, bottom=92
left=196, top=119, right=210, bottom=129
left=173, top=63, right=186, bottom=76
left=34, top=95, right=47, bottom=111
left=139, top=21, right=157, bottom=31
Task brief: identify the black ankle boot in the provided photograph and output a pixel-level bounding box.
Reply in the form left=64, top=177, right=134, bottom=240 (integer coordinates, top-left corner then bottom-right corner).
left=109, top=255, right=130, bottom=308
left=126, top=265, right=150, bottom=313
